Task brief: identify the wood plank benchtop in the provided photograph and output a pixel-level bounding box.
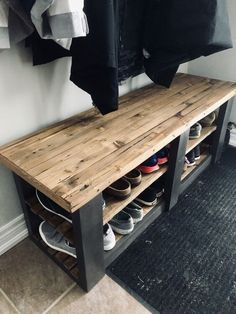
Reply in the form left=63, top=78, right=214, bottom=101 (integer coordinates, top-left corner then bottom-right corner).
left=1, top=73, right=236, bottom=213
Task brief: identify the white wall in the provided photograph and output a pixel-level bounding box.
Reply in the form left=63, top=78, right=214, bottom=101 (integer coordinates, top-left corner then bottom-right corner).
left=0, top=38, right=188, bottom=252
left=188, top=0, right=236, bottom=123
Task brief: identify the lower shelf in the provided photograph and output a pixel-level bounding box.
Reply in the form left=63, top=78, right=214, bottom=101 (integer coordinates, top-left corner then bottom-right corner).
left=180, top=153, right=212, bottom=194
left=26, top=197, right=74, bottom=245
left=31, top=234, right=80, bottom=283
left=27, top=193, right=165, bottom=269
left=181, top=152, right=209, bottom=181
left=104, top=199, right=165, bottom=267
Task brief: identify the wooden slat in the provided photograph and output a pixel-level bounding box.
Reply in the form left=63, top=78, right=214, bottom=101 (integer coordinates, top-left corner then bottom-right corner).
left=0, top=74, right=235, bottom=213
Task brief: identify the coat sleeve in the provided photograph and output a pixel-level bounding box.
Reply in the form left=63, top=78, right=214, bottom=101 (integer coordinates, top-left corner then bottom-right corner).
left=0, top=2, right=10, bottom=49
left=31, top=0, right=88, bottom=45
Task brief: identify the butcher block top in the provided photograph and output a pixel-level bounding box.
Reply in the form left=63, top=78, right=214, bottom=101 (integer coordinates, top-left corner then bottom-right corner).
left=1, top=73, right=236, bottom=212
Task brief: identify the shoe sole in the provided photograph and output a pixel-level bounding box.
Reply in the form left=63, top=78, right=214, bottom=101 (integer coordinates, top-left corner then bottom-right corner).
left=36, top=190, right=72, bottom=223
left=189, top=134, right=201, bottom=139
left=187, top=162, right=196, bottom=167
left=133, top=215, right=144, bottom=224
left=138, top=164, right=160, bottom=174
left=110, top=225, right=134, bottom=235
left=194, top=156, right=200, bottom=160
left=39, top=222, right=76, bottom=258
left=135, top=198, right=157, bottom=207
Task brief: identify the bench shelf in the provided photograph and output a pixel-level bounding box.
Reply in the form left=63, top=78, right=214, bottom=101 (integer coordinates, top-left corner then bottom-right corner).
left=103, top=164, right=167, bottom=224
left=1, top=73, right=235, bottom=292
left=186, top=125, right=217, bottom=154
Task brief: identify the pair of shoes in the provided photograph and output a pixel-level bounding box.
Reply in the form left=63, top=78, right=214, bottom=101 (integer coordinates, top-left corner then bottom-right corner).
left=36, top=190, right=112, bottom=252
left=39, top=221, right=76, bottom=258
left=103, top=223, right=116, bottom=251
left=135, top=187, right=158, bottom=206
left=150, top=179, right=165, bottom=198
left=40, top=221, right=116, bottom=254
left=109, top=201, right=144, bottom=235
left=109, top=211, right=134, bottom=235
left=156, top=147, right=169, bottom=165
left=123, top=201, right=143, bottom=223
left=138, top=147, right=169, bottom=174
left=124, top=169, right=142, bottom=186
left=189, top=122, right=202, bottom=139
left=105, top=169, right=142, bottom=199
left=185, top=145, right=201, bottom=167
left=138, top=154, right=159, bottom=174
left=200, top=111, right=216, bottom=127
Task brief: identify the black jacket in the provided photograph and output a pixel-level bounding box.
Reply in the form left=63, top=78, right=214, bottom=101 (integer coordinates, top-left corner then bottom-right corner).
left=25, top=0, right=232, bottom=115
left=143, top=0, right=232, bottom=86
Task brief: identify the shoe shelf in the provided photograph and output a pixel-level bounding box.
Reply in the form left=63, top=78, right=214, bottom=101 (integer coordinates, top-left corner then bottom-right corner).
left=1, top=74, right=235, bottom=292
left=181, top=151, right=210, bottom=181
left=26, top=197, right=74, bottom=245
left=104, top=199, right=165, bottom=267
left=103, top=165, right=168, bottom=224
left=31, top=234, right=80, bottom=282
left=186, top=125, right=217, bottom=154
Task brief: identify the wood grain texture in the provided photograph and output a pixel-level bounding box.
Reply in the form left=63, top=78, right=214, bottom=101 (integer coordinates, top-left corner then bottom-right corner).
left=0, top=74, right=236, bottom=212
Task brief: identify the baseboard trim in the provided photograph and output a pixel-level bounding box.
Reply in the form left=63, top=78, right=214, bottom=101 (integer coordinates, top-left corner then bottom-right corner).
left=230, top=129, right=236, bottom=147
left=0, top=214, right=28, bottom=256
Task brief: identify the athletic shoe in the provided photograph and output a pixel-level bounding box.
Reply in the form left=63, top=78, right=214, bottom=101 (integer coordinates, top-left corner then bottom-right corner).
left=189, top=122, right=202, bottom=139
left=200, top=111, right=216, bottom=127
left=150, top=179, right=164, bottom=198
left=123, top=201, right=143, bottom=223
left=39, top=221, right=76, bottom=258
left=156, top=147, right=169, bottom=165
left=135, top=187, right=157, bottom=206
left=124, top=169, right=142, bottom=186
left=105, top=178, right=131, bottom=199
left=194, top=145, right=201, bottom=160
left=103, top=223, right=116, bottom=251
left=185, top=150, right=196, bottom=167
left=138, top=154, right=159, bottom=174
left=109, top=211, right=134, bottom=235
left=36, top=190, right=72, bottom=223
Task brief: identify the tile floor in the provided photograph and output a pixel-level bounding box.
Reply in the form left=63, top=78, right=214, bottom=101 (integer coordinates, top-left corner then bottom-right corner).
left=0, top=239, right=150, bottom=314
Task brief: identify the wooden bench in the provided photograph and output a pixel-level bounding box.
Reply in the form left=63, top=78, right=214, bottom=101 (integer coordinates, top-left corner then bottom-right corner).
left=1, top=73, right=236, bottom=291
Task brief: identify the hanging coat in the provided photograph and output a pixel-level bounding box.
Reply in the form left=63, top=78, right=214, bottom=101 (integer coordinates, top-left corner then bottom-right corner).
left=70, top=0, right=119, bottom=115
left=143, top=0, right=233, bottom=86
left=0, top=0, right=34, bottom=49
left=31, top=0, right=89, bottom=50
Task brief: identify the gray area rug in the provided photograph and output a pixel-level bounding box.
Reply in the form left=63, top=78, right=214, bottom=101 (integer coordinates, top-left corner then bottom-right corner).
left=108, top=146, right=236, bottom=314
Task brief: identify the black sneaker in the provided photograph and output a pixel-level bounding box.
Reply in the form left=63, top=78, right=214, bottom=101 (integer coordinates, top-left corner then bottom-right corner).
left=135, top=187, right=157, bottom=206
left=194, top=145, right=201, bottom=160
left=185, top=150, right=196, bottom=167
left=109, top=211, right=134, bottom=235
left=189, top=123, right=202, bottom=139
left=150, top=179, right=164, bottom=198
left=36, top=190, right=72, bottom=223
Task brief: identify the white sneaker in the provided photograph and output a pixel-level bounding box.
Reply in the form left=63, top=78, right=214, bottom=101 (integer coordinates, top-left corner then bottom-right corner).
left=103, top=223, right=116, bottom=251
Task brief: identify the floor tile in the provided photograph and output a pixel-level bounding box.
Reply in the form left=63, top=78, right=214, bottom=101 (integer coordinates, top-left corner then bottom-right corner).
left=0, top=290, right=19, bottom=314
left=0, top=238, right=73, bottom=314
left=47, top=275, right=150, bottom=314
